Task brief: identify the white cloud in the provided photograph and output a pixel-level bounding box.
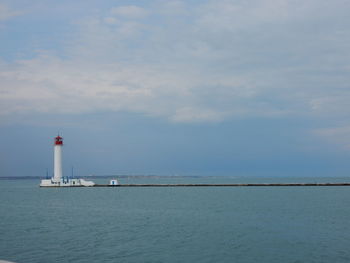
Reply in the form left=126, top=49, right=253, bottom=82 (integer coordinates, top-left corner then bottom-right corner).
left=310, top=94, right=350, bottom=116
left=0, top=4, right=20, bottom=21
left=171, top=107, right=227, bottom=123
left=156, top=0, right=188, bottom=16
left=0, top=53, right=257, bottom=122
left=110, top=6, right=149, bottom=19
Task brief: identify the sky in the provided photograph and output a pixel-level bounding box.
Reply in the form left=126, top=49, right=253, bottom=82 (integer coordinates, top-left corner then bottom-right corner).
left=1, top=0, right=350, bottom=177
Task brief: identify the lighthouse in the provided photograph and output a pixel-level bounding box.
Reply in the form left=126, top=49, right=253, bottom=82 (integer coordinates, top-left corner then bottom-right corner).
left=40, top=135, right=95, bottom=187
left=53, top=135, right=63, bottom=182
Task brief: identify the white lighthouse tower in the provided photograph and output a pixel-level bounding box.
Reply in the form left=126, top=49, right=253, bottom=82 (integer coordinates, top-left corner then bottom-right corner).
left=40, top=135, right=95, bottom=187
left=53, top=135, right=63, bottom=182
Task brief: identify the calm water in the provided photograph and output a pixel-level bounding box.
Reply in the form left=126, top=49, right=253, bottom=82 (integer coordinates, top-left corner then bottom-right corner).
left=1, top=177, right=350, bottom=263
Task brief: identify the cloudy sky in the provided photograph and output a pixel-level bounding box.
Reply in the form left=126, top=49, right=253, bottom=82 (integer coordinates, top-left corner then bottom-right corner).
left=1, top=0, right=350, bottom=177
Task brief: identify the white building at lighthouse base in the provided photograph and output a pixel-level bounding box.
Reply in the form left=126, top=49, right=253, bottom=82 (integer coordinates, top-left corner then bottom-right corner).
left=40, top=177, right=95, bottom=187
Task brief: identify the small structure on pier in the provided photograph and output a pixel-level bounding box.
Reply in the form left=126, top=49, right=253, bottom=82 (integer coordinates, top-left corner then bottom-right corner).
left=109, top=179, right=119, bottom=186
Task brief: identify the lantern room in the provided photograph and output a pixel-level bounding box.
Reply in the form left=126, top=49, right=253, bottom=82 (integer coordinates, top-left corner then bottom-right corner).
left=55, top=136, right=63, bottom=145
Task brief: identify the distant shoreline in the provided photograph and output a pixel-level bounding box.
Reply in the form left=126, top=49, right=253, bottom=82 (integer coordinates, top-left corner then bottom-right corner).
left=0, top=175, right=217, bottom=180
left=2, top=175, right=350, bottom=181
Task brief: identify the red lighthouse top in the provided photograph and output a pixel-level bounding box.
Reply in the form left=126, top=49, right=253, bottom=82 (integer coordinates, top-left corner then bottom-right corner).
left=55, top=135, right=63, bottom=145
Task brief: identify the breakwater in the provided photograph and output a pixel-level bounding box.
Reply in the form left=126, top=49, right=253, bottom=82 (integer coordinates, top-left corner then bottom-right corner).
left=93, top=183, right=350, bottom=187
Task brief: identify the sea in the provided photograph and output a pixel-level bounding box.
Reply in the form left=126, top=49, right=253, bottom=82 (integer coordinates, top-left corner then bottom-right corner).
left=1, top=176, right=350, bottom=263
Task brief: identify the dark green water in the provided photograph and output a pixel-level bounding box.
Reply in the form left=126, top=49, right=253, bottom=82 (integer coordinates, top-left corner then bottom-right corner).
left=1, top=177, right=350, bottom=263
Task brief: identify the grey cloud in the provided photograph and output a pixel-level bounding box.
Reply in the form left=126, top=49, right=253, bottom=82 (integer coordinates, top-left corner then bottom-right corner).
left=1, top=0, right=350, bottom=125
